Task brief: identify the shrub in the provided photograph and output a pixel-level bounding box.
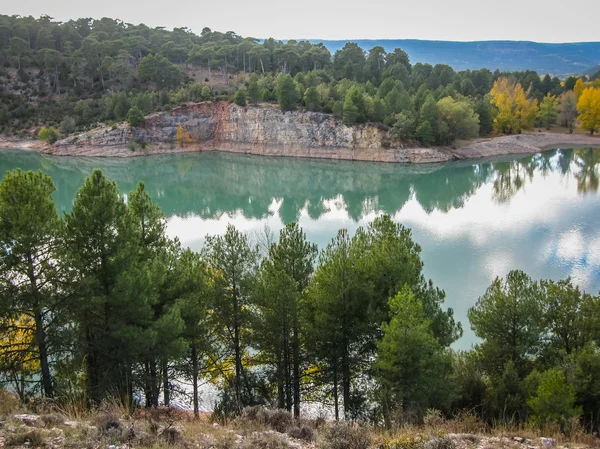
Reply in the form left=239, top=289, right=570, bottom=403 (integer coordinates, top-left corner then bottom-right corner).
left=38, top=126, right=59, bottom=144
left=287, top=425, right=315, bottom=442
left=59, top=116, right=76, bottom=135
left=234, top=88, right=247, bottom=106
left=424, top=409, right=444, bottom=427
left=0, top=388, right=23, bottom=417
left=423, top=436, right=456, bottom=449
left=242, top=432, right=289, bottom=449
left=241, top=406, right=292, bottom=433
left=41, top=413, right=65, bottom=426
left=526, top=368, right=581, bottom=432
left=5, top=428, right=45, bottom=447
left=129, top=142, right=136, bottom=151
left=380, top=432, right=426, bottom=449
left=320, top=423, right=371, bottom=449
left=126, top=106, right=146, bottom=127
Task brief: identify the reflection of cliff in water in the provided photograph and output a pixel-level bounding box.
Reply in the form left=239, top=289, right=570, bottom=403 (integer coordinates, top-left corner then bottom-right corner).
left=2, top=148, right=597, bottom=222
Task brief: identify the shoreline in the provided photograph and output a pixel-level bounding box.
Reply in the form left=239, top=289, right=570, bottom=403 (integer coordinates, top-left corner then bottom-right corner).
left=1, top=131, right=599, bottom=164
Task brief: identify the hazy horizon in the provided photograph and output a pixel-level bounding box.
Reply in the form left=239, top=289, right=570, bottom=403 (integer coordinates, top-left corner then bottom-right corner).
left=3, top=0, right=600, bottom=43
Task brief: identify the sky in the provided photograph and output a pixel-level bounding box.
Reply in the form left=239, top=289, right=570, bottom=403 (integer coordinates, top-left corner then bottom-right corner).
left=3, top=0, right=600, bottom=42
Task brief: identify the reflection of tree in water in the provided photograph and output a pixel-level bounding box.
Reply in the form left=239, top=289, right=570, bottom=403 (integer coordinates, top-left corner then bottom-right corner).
left=1, top=148, right=596, bottom=223
left=491, top=150, right=563, bottom=204
left=412, top=164, right=491, bottom=212
left=573, top=148, right=600, bottom=194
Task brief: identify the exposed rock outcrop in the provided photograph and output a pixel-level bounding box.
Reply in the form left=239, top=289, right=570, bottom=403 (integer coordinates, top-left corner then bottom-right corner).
left=1, top=101, right=599, bottom=163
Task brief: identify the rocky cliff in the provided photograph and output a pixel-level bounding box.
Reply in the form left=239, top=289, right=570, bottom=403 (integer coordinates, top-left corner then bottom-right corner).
left=48, top=102, right=455, bottom=163
left=3, top=102, right=599, bottom=163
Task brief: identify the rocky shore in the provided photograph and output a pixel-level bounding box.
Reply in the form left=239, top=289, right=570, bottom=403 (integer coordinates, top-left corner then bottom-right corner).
left=1, top=102, right=599, bottom=163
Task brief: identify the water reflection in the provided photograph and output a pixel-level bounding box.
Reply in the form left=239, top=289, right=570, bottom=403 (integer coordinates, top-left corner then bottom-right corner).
left=1, top=148, right=599, bottom=348
left=5, top=148, right=598, bottom=221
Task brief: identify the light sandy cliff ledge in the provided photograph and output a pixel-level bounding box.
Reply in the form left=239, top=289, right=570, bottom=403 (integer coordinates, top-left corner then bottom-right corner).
left=1, top=102, right=599, bottom=163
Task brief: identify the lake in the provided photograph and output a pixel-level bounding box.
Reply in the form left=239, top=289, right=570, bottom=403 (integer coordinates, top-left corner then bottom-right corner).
left=1, top=148, right=599, bottom=349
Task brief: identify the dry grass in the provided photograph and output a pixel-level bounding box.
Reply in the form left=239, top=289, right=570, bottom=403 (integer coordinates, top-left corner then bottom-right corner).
left=0, top=388, right=24, bottom=417
left=2, top=398, right=599, bottom=449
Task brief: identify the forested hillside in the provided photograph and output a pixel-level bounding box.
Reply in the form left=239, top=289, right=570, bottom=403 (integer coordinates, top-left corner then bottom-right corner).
left=2, top=15, right=600, bottom=148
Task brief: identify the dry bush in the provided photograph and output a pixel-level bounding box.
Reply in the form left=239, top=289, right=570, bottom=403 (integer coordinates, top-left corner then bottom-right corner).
left=423, top=436, right=456, bottom=449
left=41, top=412, right=65, bottom=426
left=288, top=424, right=316, bottom=442
left=133, top=405, right=193, bottom=423
left=214, top=433, right=238, bottom=449
left=443, top=411, right=488, bottom=434
left=424, top=409, right=445, bottom=428
left=242, top=432, right=290, bottom=449
left=0, top=388, right=23, bottom=417
left=240, top=406, right=293, bottom=433
left=5, top=427, right=45, bottom=447
left=377, top=429, right=427, bottom=449
left=320, top=423, right=372, bottom=449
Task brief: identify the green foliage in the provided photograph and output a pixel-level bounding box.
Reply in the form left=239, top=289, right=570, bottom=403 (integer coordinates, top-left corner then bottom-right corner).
left=38, top=127, right=59, bottom=144
left=468, top=270, right=545, bottom=378
left=126, top=106, right=146, bottom=127
left=59, top=116, right=76, bottom=135
left=416, top=120, right=435, bottom=145
left=537, top=93, right=559, bottom=129
left=234, top=88, right=247, bottom=106
left=0, top=169, right=63, bottom=399
left=436, top=96, right=480, bottom=143
left=342, top=86, right=366, bottom=124
left=276, top=74, right=300, bottom=112
left=247, top=76, right=263, bottom=105
left=138, top=53, right=184, bottom=92
left=392, top=111, right=416, bottom=141
left=131, top=92, right=154, bottom=115
left=375, top=286, right=453, bottom=418
left=526, top=368, right=581, bottom=431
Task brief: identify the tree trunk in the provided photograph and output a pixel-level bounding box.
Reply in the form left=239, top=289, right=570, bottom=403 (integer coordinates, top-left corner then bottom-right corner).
left=277, top=351, right=285, bottom=409
left=27, top=254, right=53, bottom=399
left=292, top=325, right=301, bottom=418
left=162, top=360, right=170, bottom=406
left=233, top=291, right=242, bottom=411
left=333, top=364, right=339, bottom=421
left=191, top=345, right=199, bottom=417
left=150, top=360, right=159, bottom=407
left=34, top=309, right=53, bottom=398
left=342, top=340, right=350, bottom=420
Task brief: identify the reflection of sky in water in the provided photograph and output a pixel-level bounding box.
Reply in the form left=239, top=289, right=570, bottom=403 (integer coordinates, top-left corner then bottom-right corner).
left=1, top=148, right=599, bottom=350
left=164, top=151, right=600, bottom=349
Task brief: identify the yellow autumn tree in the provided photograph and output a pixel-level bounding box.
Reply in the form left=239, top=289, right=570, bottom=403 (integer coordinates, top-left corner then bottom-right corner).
left=176, top=124, right=193, bottom=147
left=577, top=87, right=600, bottom=135
left=490, top=77, right=538, bottom=134
left=0, top=315, right=40, bottom=400
left=574, top=78, right=586, bottom=100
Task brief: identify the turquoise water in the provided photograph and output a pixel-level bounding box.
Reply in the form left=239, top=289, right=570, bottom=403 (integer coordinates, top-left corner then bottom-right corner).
left=1, top=148, right=599, bottom=349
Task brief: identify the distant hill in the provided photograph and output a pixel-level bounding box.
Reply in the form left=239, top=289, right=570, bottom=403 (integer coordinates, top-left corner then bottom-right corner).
left=585, top=64, right=600, bottom=78
left=310, top=39, right=600, bottom=76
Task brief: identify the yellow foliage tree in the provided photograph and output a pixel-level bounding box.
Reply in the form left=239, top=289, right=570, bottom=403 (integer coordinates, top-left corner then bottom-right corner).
left=490, top=77, right=538, bottom=134
left=176, top=124, right=193, bottom=147
left=577, top=87, right=600, bottom=135
left=574, top=78, right=586, bottom=100
left=0, top=315, right=40, bottom=400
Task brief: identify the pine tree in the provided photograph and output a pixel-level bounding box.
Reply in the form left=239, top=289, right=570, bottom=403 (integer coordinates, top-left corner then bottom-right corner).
left=205, top=224, right=258, bottom=412
left=0, top=170, right=63, bottom=398
left=63, top=169, right=144, bottom=405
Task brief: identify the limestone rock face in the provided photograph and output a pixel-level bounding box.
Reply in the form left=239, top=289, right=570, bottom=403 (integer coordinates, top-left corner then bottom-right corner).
left=51, top=102, right=456, bottom=163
